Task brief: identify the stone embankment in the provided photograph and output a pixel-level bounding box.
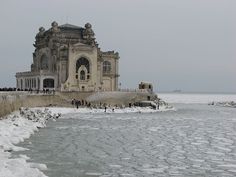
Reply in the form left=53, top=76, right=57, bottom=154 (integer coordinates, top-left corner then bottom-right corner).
left=0, top=91, right=157, bottom=118
left=0, top=92, right=68, bottom=118
left=86, top=91, right=157, bottom=106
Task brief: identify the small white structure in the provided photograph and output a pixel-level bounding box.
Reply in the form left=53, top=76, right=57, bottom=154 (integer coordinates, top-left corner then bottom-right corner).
left=139, top=81, right=153, bottom=92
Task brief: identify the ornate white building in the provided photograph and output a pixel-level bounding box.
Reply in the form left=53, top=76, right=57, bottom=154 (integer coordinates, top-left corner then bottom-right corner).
left=16, top=21, right=120, bottom=92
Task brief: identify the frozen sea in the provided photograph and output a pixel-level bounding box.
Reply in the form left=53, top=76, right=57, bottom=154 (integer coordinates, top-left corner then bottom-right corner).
left=14, top=93, right=236, bottom=177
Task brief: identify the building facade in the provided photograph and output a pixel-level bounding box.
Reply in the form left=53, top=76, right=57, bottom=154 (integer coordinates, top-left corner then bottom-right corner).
left=16, top=21, right=120, bottom=92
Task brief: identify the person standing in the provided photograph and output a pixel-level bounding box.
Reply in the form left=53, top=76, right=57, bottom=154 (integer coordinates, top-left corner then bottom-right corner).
left=75, top=100, right=79, bottom=109
left=71, top=99, right=75, bottom=107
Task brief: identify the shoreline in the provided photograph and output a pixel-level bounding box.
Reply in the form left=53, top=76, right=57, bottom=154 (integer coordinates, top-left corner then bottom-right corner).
left=0, top=108, right=58, bottom=177
left=0, top=106, right=174, bottom=177
left=0, top=91, right=157, bottom=118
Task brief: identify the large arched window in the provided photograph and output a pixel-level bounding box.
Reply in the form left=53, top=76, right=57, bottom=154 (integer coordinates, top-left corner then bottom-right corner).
left=40, top=55, right=48, bottom=70
left=80, top=70, right=85, bottom=80
left=103, top=61, right=111, bottom=73
left=76, top=57, right=90, bottom=73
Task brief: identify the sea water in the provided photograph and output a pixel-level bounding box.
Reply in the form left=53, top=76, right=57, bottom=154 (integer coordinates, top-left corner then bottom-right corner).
left=14, top=94, right=236, bottom=177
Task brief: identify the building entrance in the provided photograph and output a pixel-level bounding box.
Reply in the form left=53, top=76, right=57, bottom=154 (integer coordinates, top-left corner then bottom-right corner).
left=43, top=78, right=54, bottom=88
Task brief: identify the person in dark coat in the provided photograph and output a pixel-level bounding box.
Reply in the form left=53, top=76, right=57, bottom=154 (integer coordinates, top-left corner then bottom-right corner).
left=75, top=100, right=79, bottom=109
left=71, top=99, right=75, bottom=106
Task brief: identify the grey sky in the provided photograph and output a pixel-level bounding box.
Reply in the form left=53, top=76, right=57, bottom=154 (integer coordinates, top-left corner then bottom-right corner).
left=0, top=0, right=235, bottom=92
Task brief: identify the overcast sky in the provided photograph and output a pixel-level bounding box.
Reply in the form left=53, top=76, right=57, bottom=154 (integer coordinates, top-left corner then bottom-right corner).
left=0, top=0, right=235, bottom=92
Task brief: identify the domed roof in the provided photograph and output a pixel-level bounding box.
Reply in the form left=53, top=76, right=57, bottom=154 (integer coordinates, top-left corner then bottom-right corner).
left=59, top=23, right=83, bottom=30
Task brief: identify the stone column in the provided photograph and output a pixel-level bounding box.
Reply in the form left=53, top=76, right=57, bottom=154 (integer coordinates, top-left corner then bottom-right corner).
left=37, top=77, right=41, bottom=90
left=35, top=78, right=37, bottom=89
left=40, top=77, right=44, bottom=90
left=16, top=79, right=19, bottom=89
left=29, top=79, right=31, bottom=89
left=24, top=79, right=26, bottom=89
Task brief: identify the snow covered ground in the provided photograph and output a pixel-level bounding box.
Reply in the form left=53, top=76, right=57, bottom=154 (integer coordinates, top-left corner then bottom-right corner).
left=0, top=109, right=59, bottom=177
left=45, top=105, right=174, bottom=115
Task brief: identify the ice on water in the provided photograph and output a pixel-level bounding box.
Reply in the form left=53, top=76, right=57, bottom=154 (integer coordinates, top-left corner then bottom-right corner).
left=0, top=112, right=48, bottom=177
left=159, top=93, right=236, bottom=104
left=1, top=93, right=236, bottom=177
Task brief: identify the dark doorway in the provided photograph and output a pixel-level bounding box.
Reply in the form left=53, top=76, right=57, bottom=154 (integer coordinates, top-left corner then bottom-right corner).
left=43, top=78, right=54, bottom=88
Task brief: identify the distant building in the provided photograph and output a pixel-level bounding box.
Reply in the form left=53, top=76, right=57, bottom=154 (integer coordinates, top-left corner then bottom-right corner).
left=139, top=82, right=153, bottom=92
left=16, top=21, right=120, bottom=91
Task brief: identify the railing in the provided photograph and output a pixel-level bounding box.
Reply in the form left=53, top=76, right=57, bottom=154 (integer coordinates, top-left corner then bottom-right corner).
left=97, top=88, right=153, bottom=93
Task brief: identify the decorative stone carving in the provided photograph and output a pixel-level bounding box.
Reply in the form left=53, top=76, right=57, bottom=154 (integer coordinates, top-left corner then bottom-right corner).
left=100, top=51, right=119, bottom=60
left=36, top=27, right=45, bottom=38
left=31, top=64, right=35, bottom=71
left=60, top=46, right=68, bottom=60
left=51, top=21, right=60, bottom=33
left=71, top=46, right=93, bottom=53
left=71, top=42, right=94, bottom=53
left=83, top=23, right=95, bottom=45
left=34, top=27, right=46, bottom=47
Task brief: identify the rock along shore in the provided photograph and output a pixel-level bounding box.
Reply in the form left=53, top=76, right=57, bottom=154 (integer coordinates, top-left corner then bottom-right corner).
left=0, top=108, right=61, bottom=177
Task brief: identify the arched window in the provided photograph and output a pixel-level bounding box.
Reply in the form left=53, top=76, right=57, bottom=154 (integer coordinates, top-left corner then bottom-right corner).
left=103, top=61, right=111, bottom=73
left=80, top=70, right=85, bottom=80
left=40, top=55, right=48, bottom=70
left=76, top=57, right=90, bottom=73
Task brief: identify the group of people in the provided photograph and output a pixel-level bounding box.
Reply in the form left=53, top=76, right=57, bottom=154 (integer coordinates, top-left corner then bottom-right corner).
left=71, top=99, right=116, bottom=112
left=71, top=99, right=91, bottom=109
left=104, top=106, right=115, bottom=113
left=14, top=88, right=56, bottom=95
left=42, top=88, right=55, bottom=95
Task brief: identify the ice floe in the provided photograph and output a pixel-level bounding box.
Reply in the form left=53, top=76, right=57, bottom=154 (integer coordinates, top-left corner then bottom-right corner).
left=159, top=93, right=236, bottom=104
left=0, top=105, right=174, bottom=177
left=208, top=101, right=236, bottom=108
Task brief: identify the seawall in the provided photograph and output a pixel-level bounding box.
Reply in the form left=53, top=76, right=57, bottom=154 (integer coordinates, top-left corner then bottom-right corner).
left=86, top=91, right=157, bottom=106
left=0, top=92, right=69, bottom=118
left=0, top=91, right=157, bottom=118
